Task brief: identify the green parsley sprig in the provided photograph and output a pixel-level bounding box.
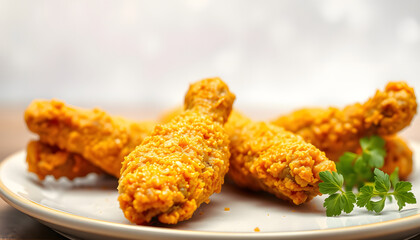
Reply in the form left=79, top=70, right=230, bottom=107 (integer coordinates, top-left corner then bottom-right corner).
left=319, top=171, right=356, bottom=216
left=319, top=136, right=416, bottom=217
left=336, top=136, right=387, bottom=191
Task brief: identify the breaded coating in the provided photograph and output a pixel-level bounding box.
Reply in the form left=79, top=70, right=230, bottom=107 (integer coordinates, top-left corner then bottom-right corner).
left=24, top=100, right=155, bottom=177
left=379, top=136, right=413, bottom=179
left=272, top=82, right=417, bottom=162
left=165, top=108, right=414, bottom=179
left=118, top=77, right=235, bottom=225
left=26, top=140, right=104, bottom=180
left=225, top=111, right=336, bottom=205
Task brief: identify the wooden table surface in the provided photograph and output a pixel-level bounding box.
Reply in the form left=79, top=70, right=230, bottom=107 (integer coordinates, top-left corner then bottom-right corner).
left=0, top=105, right=419, bottom=240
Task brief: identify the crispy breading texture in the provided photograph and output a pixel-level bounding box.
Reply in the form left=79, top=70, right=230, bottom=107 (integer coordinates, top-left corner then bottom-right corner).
left=26, top=140, right=104, bottom=180
left=118, top=77, right=235, bottom=225
left=164, top=108, right=414, bottom=179
left=226, top=111, right=336, bottom=205
left=24, top=99, right=155, bottom=177
left=25, top=81, right=415, bottom=181
left=272, top=81, right=417, bottom=161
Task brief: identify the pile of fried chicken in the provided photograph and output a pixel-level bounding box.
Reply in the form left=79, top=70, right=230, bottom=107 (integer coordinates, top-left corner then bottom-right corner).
left=24, top=78, right=417, bottom=225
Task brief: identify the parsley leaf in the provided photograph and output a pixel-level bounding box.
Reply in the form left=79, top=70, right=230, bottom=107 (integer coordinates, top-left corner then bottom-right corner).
left=319, top=171, right=356, bottom=216
left=341, top=191, right=357, bottom=213
left=395, top=181, right=413, bottom=192
left=356, top=169, right=416, bottom=213
left=389, top=167, right=400, bottom=189
left=319, top=171, right=343, bottom=194
left=370, top=197, right=386, bottom=213
left=356, top=185, right=374, bottom=208
left=320, top=135, right=416, bottom=217
left=360, top=135, right=386, bottom=153
left=373, top=168, right=390, bottom=193
left=336, top=152, right=358, bottom=191
left=360, top=136, right=386, bottom=168
left=354, top=155, right=374, bottom=186
left=394, top=182, right=417, bottom=211
left=323, top=191, right=356, bottom=216
left=336, top=135, right=387, bottom=190
left=323, top=194, right=342, bottom=217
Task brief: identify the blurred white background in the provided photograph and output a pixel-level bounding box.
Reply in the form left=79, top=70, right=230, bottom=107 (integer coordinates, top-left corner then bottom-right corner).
left=0, top=0, right=419, bottom=118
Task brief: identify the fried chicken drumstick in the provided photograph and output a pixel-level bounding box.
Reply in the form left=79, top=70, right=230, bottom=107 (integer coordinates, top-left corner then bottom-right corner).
left=26, top=140, right=104, bottom=180
left=118, top=77, right=235, bottom=225
left=225, top=111, right=336, bottom=205
left=272, top=81, right=417, bottom=163
left=160, top=106, right=415, bottom=179
left=24, top=100, right=155, bottom=178
left=25, top=82, right=415, bottom=181
left=376, top=135, right=412, bottom=179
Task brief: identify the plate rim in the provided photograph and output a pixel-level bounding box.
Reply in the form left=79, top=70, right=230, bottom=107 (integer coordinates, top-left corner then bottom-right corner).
left=1, top=150, right=420, bottom=240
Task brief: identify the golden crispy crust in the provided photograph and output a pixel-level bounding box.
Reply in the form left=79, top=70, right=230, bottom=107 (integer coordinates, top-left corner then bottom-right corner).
left=272, top=81, right=417, bottom=162
left=24, top=100, right=155, bottom=177
left=28, top=114, right=412, bottom=182
left=118, top=77, right=235, bottom=225
left=26, top=140, right=104, bottom=180
left=226, top=111, right=336, bottom=205
left=25, top=81, right=415, bottom=181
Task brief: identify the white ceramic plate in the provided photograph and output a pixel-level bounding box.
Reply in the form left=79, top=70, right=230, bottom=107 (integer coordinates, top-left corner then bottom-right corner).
left=1, top=144, right=420, bottom=240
